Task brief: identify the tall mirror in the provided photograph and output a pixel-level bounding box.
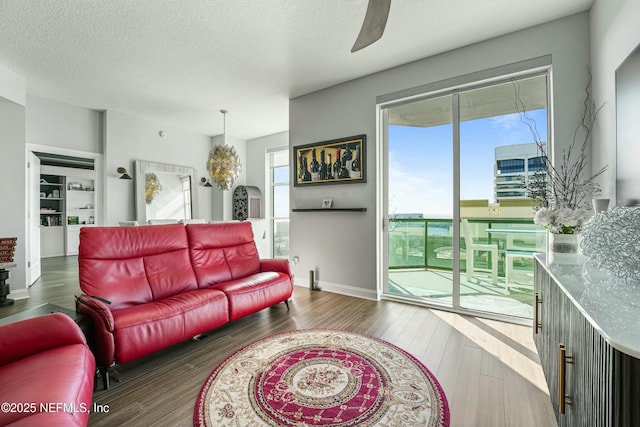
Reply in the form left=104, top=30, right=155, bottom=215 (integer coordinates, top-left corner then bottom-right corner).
left=616, top=44, right=640, bottom=206
left=135, top=160, right=199, bottom=224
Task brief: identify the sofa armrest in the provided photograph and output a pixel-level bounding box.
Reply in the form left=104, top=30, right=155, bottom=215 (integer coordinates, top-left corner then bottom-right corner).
left=75, top=294, right=115, bottom=331
left=260, top=258, right=292, bottom=279
left=75, top=294, right=116, bottom=368
left=0, top=313, right=87, bottom=366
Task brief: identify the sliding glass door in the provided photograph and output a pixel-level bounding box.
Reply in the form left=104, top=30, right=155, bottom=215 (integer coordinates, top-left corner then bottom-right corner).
left=381, top=71, right=549, bottom=320
left=457, top=77, right=548, bottom=317
left=386, top=94, right=454, bottom=308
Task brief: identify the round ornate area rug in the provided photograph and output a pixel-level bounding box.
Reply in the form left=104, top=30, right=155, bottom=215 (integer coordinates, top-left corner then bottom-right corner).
left=194, top=329, right=449, bottom=427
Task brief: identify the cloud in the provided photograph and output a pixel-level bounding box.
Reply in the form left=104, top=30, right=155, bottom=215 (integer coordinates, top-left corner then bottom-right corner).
left=388, top=153, right=452, bottom=218
left=489, top=112, right=523, bottom=130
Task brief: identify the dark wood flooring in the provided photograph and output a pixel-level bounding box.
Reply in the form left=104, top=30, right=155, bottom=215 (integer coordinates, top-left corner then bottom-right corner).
left=0, top=257, right=557, bottom=427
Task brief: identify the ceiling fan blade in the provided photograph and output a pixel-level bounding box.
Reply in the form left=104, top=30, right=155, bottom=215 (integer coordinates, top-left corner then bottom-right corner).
left=351, top=0, right=391, bottom=53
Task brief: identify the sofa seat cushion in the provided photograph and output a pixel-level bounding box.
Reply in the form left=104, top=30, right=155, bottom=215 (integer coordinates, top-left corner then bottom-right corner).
left=0, top=345, right=95, bottom=427
left=112, top=288, right=228, bottom=364
left=211, top=272, right=293, bottom=321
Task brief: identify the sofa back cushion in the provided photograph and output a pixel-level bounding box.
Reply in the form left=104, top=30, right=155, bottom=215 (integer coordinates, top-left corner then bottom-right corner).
left=79, top=224, right=198, bottom=310
left=186, top=222, right=260, bottom=288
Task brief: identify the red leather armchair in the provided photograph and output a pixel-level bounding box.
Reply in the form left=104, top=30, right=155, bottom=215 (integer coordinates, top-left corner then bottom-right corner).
left=0, top=313, right=95, bottom=427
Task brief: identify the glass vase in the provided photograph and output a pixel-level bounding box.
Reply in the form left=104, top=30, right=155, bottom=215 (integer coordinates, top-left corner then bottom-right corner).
left=549, top=232, right=580, bottom=264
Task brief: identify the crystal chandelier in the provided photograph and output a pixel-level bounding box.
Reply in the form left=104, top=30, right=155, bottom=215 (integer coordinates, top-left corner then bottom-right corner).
left=207, top=109, right=241, bottom=190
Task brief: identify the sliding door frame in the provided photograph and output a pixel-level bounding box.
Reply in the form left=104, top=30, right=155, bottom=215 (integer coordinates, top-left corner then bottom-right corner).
left=376, top=56, right=552, bottom=323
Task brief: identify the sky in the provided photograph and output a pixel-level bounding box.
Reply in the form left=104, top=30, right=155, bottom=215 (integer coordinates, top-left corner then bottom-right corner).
left=389, top=108, right=547, bottom=218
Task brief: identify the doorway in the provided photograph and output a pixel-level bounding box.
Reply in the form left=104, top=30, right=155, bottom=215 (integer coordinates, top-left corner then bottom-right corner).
left=379, top=68, right=550, bottom=321
left=26, top=144, right=102, bottom=285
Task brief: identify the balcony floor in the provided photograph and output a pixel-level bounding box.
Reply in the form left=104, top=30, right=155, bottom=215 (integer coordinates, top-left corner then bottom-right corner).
left=388, top=268, right=534, bottom=319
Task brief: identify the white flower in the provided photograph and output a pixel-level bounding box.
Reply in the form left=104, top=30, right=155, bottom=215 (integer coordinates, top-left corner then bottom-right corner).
left=557, top=208, right=579, bottom=227
left=533, top=207, right=593, bottom=233
left=576, top=209, right=592, bottom=224
left=534, top=208, right=552, bottom=227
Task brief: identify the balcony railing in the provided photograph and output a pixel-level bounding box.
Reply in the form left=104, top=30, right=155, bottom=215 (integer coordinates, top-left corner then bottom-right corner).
left=388, top=217, right=545, bottom=278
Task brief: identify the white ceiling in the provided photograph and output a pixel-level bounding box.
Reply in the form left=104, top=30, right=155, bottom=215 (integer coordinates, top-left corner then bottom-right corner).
left=0, top=0, right=593, bottom=140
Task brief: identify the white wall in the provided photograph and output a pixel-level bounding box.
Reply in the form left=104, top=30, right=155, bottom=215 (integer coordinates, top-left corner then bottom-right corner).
left=26, top=95, right=102, bottom=153
left=25, top=97, right=245, bottom=224
left=25, top=95, right=105, bottom=229
left=590, top=0, right=640, bottom=204
left=0, top=66, right=25, bottom=107
left=290, top=13, right=592, bottom=299
left=23, top=97, right=251, bottom=225
left=614, top=48, right=640, bottom=205
left=0, top=64, right=26, bottom=297
left=246, top=131, right=289, bottom=257
left=104, top=110, right=218, bottom=225
left=246, top=131, right=288, bottom=198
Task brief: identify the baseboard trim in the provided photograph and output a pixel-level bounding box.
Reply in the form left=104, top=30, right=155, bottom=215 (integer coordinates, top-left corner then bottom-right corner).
left=294, top=281, right=379, bottom=301
left=8, top=288, right=29, bottom=300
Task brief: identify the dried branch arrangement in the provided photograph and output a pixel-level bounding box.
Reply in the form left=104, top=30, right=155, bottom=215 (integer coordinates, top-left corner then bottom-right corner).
left=513, top=73, right=607, bottom=212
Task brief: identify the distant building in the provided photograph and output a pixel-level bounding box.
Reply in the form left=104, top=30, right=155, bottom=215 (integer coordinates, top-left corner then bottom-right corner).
left=494, top=142, right=545, bottom=201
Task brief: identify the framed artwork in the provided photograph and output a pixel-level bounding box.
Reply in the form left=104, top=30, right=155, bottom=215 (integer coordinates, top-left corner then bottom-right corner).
left=321, top=199, right=333, bottom=209
left=293, top=134, right=366, bottom=186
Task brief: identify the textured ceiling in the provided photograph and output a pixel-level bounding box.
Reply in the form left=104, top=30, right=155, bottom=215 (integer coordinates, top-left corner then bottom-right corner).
left=0, top=0, right=593, bottom=140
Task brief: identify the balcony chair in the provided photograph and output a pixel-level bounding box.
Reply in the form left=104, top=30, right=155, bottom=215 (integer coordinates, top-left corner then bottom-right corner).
left=461, top=218, right=498, bottom=285
left=505, top=250, right=535, bottom=291
left=504, top=232, right=543, bottom=291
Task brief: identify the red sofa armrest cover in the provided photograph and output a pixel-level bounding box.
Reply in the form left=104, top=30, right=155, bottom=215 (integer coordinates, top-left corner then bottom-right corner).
left=75, top=294, right=116, bottom=367
left=260, top=258, right=293, bottom=280
left=0, top=313, right=87, bottom=366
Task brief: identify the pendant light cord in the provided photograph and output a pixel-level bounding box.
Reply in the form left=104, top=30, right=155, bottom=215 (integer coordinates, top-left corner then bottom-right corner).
left=220, top=109, right=228, bottom=145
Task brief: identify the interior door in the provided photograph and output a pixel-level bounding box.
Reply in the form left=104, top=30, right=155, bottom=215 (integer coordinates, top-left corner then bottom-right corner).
left=28, top=151, right=41, bottom=285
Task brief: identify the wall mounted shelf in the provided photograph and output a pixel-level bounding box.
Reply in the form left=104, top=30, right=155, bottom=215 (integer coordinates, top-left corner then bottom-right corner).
left=292, top=208, right=366, bottom=212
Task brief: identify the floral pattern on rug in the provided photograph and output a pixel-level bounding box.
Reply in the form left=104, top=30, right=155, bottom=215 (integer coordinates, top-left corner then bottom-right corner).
left=194, top=329, right=449, bottom=427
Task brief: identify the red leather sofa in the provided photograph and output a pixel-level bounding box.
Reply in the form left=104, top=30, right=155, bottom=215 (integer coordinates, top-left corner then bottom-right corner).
left=76, top=222, right=293, bottom=389
left=0, top=313, right=95, bottom=427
